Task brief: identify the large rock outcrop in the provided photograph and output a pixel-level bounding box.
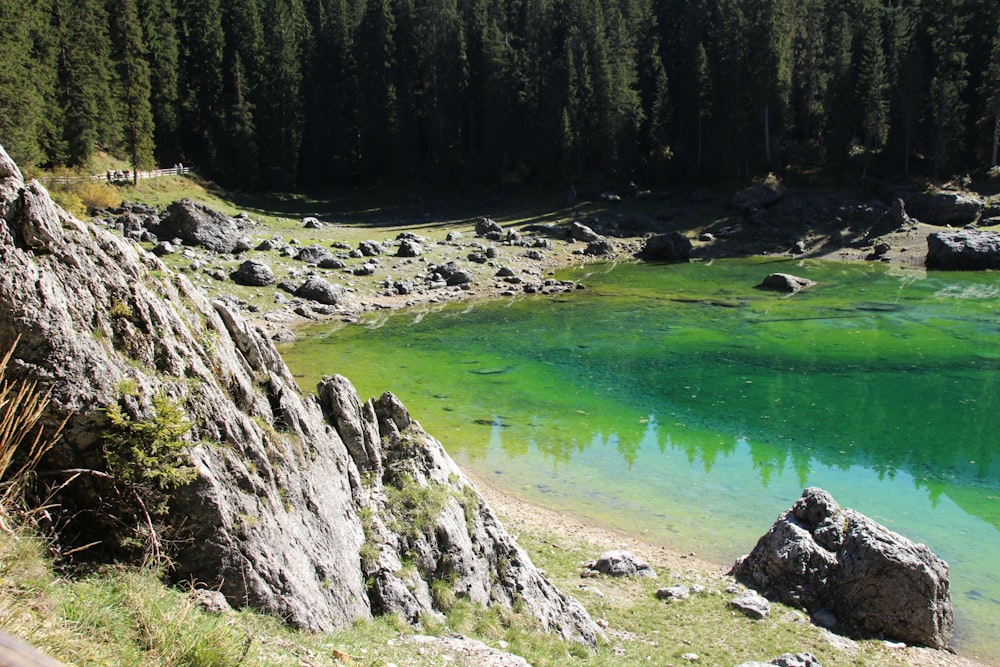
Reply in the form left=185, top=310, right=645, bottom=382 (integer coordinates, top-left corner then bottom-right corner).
left=902, top=190, right=982, bottom=227
left=156, top=198, right=251, bottom=253
left=0, top=143, right=599, bottom=645
left=925, top=229, right=1000, bottom=270
left=730, top=488, right=953, bottom=649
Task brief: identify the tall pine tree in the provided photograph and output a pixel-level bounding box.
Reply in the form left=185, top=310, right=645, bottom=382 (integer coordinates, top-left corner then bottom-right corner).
left=109, top=0, right=156, bottom=173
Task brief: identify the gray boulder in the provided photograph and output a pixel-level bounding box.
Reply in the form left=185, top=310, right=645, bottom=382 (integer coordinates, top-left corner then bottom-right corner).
left=570, top=221, right=602, bottom=243
left=731, top=181, right=786, bottom=212
left=295, top=244, right=334, bottom=265
left=639, top=231, right=692, bottom=262
left=903, top=190, right=982, bottom=226
left=583, top=550, right=656, bottom=578
left=758, top=273, right=816, bottom=293
left=0, top=143, right=601, bottom=646
left=430, top=261, right=474, bottom=286
left=730, top=488, right=953, bottom=649
left=885, top=198, right=916, bottom=230
left=476, top=217, right=504, bottom=239
left=231, top=259, right=275, bottom=287
left=735, top=652, right=821, bottom=667
left=358, top=240, right=385, bottom=256
left=925, top=229, right=1000, bottom=270
left=584, top=238, right=614, bottom=256
left=728, top=591, right=771, bottom=619
left=295, top=276, right=345, bottom=305
left=157, top=198, right=246, bottom=253
left=397, top=238, right=423, bottom=257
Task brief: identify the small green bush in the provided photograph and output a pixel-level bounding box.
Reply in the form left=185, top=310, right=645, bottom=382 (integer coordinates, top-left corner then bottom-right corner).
left=104, top=392, right=196, bottom=512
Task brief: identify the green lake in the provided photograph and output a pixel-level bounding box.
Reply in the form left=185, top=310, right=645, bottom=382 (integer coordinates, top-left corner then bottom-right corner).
left=279, top=257, right=1000, bottom=662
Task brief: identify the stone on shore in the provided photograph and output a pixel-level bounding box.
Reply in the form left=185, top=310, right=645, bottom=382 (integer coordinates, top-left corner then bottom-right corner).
left=639, top=231, right=692, bottom=261
left=903, top=190, right=982, bottom=226
left=925, top=229, right=1000, bottom=270
left=231, top=259, right=275, bottom=286
left=730, top=488, right=953, bottom=649
left=582, top=550, right=657, bottom=578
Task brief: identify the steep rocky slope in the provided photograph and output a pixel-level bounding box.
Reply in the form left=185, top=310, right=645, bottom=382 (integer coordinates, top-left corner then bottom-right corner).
left=0, top=144, right=598, bottom=645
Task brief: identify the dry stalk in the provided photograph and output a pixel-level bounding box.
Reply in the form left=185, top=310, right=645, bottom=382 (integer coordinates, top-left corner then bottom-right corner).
left=0, top=336, right=67, bottom=533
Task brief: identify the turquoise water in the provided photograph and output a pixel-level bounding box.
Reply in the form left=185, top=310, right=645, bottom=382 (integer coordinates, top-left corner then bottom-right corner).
left=280, top=258, right=1000, bottom=662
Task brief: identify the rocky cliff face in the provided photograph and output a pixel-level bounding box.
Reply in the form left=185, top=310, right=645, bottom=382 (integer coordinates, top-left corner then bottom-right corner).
left=0, top=144, right=599, bottom=645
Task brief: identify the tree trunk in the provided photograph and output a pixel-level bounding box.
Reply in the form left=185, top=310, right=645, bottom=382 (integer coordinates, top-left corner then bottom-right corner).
left=764, top=103, right=771, bottom=165
left=992, top=113, right=999, bottom=167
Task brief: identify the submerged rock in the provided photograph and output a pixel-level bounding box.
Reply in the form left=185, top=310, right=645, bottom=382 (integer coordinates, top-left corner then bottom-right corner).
left=758, top=273, right=816, bottom=293
left=730, top=488, right=953, bottom=649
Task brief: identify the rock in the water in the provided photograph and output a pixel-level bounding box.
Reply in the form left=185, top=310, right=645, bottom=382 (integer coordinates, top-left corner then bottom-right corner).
left=295, top=276, right=346, bottom=305
left=639, top=231, right=692, bottom=262
left=156, top=198, right=246, bottom=253
left=583, top=550, right=656, bottom=578
left=0, top=143, right=601, bottom=646
left=728, top=591, right=771, bottom=619
left=730, top=488, right=953, bottom=649
left=231, top=259, right=275, bottom=286
left=903, top=190, right=982, bottom=226
left=758, top=273, right=816, bottom=293
left=925, top=229, right=1000, bottom=270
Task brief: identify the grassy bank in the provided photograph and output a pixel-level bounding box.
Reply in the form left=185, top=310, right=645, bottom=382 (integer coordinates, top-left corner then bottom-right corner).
left=2, top=509, right=979, bottom=667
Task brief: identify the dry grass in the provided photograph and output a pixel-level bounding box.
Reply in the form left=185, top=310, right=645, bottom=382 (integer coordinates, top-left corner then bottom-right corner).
left=0, top=336, right=66, bottom=534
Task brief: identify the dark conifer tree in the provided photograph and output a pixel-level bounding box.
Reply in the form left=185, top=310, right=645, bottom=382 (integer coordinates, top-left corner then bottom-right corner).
left=139, top=0, right=181, bottom=165
left=257, top=0, right=308, bottom=188
left=356, top=0, right=399, bottom=181
left=924, top=0, right=970, bottom=174
left=854, top=0, right=890, bottom=152
left=219, top=0, right=263, bottom=187
left=176, top=0, right=225, bottom=175
left=109, top=0, right=156, bottom=173
left=52, top=0, right=119, bottom=165
left=0, top=0, right=51, bottom=168
left=300, top=0, right=359, bottom=185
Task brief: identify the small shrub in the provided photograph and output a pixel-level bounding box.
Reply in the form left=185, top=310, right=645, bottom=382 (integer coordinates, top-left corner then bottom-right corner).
left=74, top=181, right=120, bottom=213
left=104, top=392, right=196, bottom=499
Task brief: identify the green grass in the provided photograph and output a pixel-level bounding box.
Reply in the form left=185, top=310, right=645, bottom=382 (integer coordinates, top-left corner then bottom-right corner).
left=0, top=513, right=949, bottom=667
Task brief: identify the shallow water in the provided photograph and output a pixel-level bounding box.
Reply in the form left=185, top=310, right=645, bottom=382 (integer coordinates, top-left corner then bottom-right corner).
left=280, top=258, right=1000, bottom=662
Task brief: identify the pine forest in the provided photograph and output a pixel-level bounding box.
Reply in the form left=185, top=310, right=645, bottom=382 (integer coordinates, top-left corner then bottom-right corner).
left=1, top=0, right=999, bottom=189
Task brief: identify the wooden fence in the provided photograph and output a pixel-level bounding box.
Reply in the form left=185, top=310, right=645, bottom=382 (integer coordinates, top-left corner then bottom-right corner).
left=39, top=166, right=191, bottom=185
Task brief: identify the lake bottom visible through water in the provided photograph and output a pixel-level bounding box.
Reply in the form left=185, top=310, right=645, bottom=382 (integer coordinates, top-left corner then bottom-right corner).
left=280, top=258, right=1000, bottom=663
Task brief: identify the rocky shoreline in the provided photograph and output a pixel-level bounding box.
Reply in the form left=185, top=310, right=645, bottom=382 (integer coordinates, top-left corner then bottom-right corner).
left=90, top=178, right=1000, bottom=339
